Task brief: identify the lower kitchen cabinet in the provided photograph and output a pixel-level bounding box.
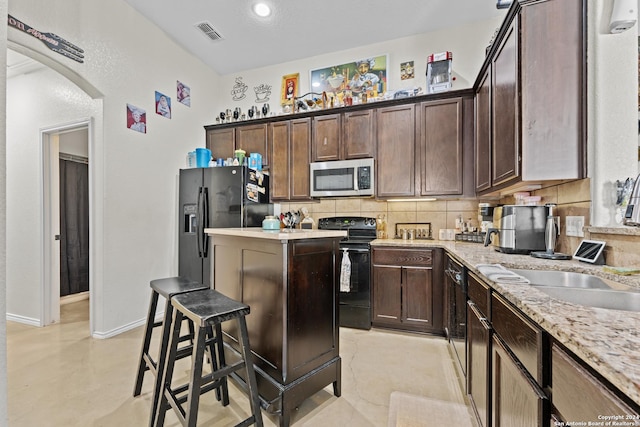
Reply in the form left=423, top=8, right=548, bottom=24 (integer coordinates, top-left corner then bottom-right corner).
left=551, top=342, right=640, bottom=425
left=492, top=335, right=547, bottom=427
left=467, top=273, right=491, bottom=427
left=371, top=247, right=442, bottom=334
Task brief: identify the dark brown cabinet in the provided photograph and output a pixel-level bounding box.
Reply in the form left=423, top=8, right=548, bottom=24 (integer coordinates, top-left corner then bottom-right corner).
left=343, top=109, right=375, bottom=159
left=551, top=343, right=640, bottom=424
left=371, top=247, right=442, bottom=334
left=206, top=127, right=235, bottom=162
left=474, top=0, right=586, bottom=195
left=312, top=114, right=342, bottom=161
left=467, top=273, right=491, bottom=427
left=491, top=18, right=519, bottom=187
left=269, top=118, right=312, bottom=201
left=375, top=105, right=416, bottom=198
left=206, top=124, right=269, bottom=168
left=236, top=123, right=269, bottom=168
left=418, top=98, right=464, bottom=196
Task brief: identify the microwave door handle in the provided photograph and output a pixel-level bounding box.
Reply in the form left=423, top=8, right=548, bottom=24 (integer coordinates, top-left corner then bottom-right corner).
left=354, top=167, right=359, bottom=190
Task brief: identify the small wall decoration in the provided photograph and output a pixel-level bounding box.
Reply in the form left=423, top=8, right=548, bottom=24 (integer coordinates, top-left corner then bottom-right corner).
left=280, top=73, right=299, bottom=105
left=254, top=83, right=272, bottom=103
left=126, top=104, right=146, bottom=134
left=177, top=81, right=191, bottom=107
left=155, top=91, right=171, bottom=118
left=231, top=77, right=248, bottom=101
left=7, top=15, right=84, bottom=63
left=400, top=61, right=415, bottom=80
left=310, top=54, right=388, bottom=98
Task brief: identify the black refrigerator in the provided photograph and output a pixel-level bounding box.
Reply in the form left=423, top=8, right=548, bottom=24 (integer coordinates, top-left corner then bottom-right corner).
left=178, top=166, right=272, bottom=287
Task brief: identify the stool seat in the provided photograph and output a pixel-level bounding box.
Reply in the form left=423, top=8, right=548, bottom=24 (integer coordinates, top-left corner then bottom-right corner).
left=171, top=289, right=250, bottom=327
left=150, top=276, right=208, bottom=299
left=153, top=289, right=263, bottom=427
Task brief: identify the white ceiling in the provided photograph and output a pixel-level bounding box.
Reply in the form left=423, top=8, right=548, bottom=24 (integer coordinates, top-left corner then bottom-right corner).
left=123, top=0, right=507, bottom=76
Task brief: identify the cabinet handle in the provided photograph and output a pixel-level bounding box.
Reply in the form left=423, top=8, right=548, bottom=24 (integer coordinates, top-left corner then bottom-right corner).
left=323, top=137, right=327, bottom=146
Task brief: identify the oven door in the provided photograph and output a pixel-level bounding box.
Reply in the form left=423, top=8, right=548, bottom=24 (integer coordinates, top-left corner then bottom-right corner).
left=339, top=242, right=372, bottom=330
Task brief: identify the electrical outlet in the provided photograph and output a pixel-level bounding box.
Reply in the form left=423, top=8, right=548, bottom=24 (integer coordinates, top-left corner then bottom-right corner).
left=565, top=216, right=585, bottom=237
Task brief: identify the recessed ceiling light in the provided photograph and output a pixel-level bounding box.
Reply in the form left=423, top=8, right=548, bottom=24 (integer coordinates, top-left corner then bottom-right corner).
left=253, top=3, right=271, bottom=17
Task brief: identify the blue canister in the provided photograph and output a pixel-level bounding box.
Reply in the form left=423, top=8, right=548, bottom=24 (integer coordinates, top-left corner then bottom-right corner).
left=262, top=215, right=280, bottom=231
left=195, top=148, right=211, bottom=168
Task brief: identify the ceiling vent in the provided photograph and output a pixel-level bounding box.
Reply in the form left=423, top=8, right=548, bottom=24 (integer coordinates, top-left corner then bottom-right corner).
left=194, top=21, right=224, bottom=41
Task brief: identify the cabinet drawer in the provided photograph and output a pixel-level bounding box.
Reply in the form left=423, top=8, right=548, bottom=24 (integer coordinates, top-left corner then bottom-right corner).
left=552, top=343, right=640, bottom=423
left=467, top=272, right=490, bottom=316
left=491, top=293, right=542, bottom=384
left=372, top=248, right=432, bottom=267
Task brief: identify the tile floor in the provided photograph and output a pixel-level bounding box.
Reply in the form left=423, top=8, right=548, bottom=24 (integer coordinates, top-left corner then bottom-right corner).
left=7, top=299, right=475, bottom=426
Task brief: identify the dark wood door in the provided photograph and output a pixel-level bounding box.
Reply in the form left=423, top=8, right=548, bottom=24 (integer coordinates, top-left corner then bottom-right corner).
left=343, top=109, right=375, bottom=159
left=468, top=301, right=491, bottom=427
left=402, top=267, right=433, bottom=328
left=312, top=114, right=341, bottom=161
left=372, top=265, right=401, bottom=326
left=376, top=104, right=416, bottom=197
left=290, top=118, right=312, bottom=200
left=419, top=98, right=463, bottom=196
left=491, top=19, right=519, bottom=186
left=236, top=123, right=269, bottom=168
left=475, top=69, right=492, bottom=192
left=206, top=127, right=235, bottom=162
left=492, top=335, right=547, bottom=427
left=269, top=121, right=290, bottom=201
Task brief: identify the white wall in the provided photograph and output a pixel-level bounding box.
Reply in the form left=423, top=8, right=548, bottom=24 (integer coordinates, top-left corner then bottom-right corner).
left=7, top=0, right=222, bottom=335
left=0, top=0, right=8, bottom=422
left=60, top=129, right=89, bottom=158
left=211, top=18, right=505, bottom=116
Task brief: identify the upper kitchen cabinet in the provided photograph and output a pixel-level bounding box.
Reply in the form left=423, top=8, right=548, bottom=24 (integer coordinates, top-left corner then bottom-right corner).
left=269, top=118, right=312, bottom=201
left=475, top=0, right=586, bottom=195
left=206, top=123, right=270, bottom=169
left=376, top=104, right=416, bottom=198
left=312, top=110, right=375, bottom=162
left=418, top=97, right=471, bottom=196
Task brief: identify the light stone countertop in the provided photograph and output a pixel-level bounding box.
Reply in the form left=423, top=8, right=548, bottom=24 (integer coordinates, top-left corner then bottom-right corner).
left=205, top=227, right=347, bottom=241
left=371, top=238, right=640, bottom=407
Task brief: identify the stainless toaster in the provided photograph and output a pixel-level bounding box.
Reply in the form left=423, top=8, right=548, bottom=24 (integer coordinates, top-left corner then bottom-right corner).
left=484, top=205, right=547, bottom=254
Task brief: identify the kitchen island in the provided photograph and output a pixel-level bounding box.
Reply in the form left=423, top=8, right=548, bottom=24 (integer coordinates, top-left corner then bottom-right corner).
left=205, top=227, right=346, bottom=427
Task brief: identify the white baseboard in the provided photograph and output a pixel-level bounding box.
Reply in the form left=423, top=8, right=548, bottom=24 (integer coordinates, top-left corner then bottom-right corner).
left=6, top=313, right=41, bottom=327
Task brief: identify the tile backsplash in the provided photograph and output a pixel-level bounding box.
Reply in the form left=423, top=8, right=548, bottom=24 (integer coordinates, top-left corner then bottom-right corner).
left=278, top=177, right=640, bottom=268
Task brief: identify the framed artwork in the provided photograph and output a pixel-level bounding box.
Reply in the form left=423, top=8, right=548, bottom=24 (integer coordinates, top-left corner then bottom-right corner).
left=126, top=104, right=146, bottom=134
left=281, top=73, right=299, bottom=105
left=400, top=61, right=415, bottom=80
left=310, top=54, right=388, bottom=98
left=155, top=91, right=171, bottom=118
left=177, top=80, right=191, bottom=107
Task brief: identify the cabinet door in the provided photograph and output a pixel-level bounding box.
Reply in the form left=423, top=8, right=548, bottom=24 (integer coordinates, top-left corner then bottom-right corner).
left=312, top=114, right=342, bottom=162
left=269, top=121, right=290, bottom=201
left=372, top=265, right=402, bottom=326
left=402, top=267, right=433, bottom=328
left=206, top=127, right=235, bottom=161
left=290, top=118, right=312, bottom=200
left=344, top=110, right=375, bottom=159
left=236, top=124, right=269, bottom=168
left=475, top=69, right=492, bottom=192
left=419, top=98, right=463, bottom=195
left=491, top=19, right=519, bottom=186
left=492, top=335, right=546, bottom=427
left=376, top=105, right=416, bottom=197
left=468, top=301, right=491, bottom=427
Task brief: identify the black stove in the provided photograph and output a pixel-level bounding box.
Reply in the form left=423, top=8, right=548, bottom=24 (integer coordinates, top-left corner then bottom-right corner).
left=318, top=216, right=376, bottom=330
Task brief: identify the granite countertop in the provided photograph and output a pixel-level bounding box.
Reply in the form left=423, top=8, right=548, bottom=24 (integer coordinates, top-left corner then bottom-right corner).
left=371, top=238, right=640, bottom=407
left=205, top=227, right=347, bottom=240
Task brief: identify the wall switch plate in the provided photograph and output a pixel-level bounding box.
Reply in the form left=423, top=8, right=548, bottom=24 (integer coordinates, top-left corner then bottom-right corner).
left=565, top=216, right=585, bottom=237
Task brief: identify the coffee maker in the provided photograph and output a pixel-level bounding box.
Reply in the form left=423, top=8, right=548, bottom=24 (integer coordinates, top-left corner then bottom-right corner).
left=530, top=203, right=571, bottom=260
left=483, top=205, right=547, bottom=254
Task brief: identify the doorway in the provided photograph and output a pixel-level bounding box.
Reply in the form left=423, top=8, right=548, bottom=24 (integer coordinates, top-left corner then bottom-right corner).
left=42, top=122, right=91, bottom=326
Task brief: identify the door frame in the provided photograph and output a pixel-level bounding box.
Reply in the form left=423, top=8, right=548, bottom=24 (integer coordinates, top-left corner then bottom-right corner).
left=41, top=119, right=92, bottom=328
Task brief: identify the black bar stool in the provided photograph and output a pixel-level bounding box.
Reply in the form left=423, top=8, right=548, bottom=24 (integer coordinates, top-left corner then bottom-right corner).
left=152, top=288, right=263, bottom=427
left=134, top=276, right=218, bottom=423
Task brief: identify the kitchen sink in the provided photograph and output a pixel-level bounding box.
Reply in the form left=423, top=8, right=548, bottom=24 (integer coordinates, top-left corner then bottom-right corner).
left=509, top=269, right=613, bottom=289
left=508, top=269, right=640, bottom=312
left=534, top=286, right=640, bottom=312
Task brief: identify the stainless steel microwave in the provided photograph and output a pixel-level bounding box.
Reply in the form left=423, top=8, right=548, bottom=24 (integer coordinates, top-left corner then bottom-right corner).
left=310, top=158, right=375, bottom=197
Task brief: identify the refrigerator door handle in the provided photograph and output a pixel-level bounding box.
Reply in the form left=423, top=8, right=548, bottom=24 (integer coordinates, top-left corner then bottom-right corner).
left=197, top=187, right=204, bottom=257
left=202, top=187, right=210, bottom=258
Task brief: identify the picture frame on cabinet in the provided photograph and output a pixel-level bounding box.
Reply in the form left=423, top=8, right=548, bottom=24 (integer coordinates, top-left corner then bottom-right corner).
left=310, top=54, right=388, bottom=99
left=281, top=73, right=299, bottom=106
